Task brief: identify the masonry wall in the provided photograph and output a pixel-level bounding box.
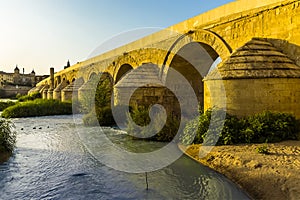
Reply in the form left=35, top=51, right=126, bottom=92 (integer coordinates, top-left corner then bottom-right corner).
left=114, top=86, right=181, bottom=118
left=207, top=0, right=300, bottom=65
left=204, top=78, right=300, bottom=118
left=0, top=85, right=32, bottom=98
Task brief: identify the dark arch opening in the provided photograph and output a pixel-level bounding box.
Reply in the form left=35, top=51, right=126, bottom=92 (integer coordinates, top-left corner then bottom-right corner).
left=165, top=42, right=220, bottom=113
left=72, top=78, right=76, bottom=83
left=115, top=64, right=133, bottom=83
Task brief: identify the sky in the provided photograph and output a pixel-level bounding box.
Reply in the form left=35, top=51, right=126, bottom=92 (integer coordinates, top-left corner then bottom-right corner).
left=0, top=0, right=234, bottom=75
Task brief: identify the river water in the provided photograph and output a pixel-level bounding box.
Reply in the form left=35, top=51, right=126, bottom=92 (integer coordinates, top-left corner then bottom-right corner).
left=0, top=115, right=250, bottom=199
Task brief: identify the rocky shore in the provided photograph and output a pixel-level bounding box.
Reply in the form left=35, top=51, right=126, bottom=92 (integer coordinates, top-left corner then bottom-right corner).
left=180, top=141, right=300, bottom=200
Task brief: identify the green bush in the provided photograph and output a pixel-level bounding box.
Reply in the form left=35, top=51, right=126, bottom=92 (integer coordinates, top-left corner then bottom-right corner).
left=0, top=119, right=16, bottom=153
left=96, top=106, right=115, bottom=126
left=16, top=93, right=22, bottom=99
left=126, top=105, right=180, bottom=142
left=0, top=101, right=16, bottom=111
left=83, top=106, right=116, bottom=126
left=246, top=111, right=299, bottom=143
left=18, top=92, right=42, bottom=102
left=80, top=76, right=112, bottom=113
left=181, top=108, right=300, bottom=145
left=256, top=143, right=270, bottom=155
left=83, top=109, right=99, bottom=126
left=1, top=99, right=72, bottom=118
left=82, top=75, right=116, bottom=126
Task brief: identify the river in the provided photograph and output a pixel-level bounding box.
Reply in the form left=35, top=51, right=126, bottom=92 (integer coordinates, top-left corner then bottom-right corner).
left=0, top=115, right=250, bottom=199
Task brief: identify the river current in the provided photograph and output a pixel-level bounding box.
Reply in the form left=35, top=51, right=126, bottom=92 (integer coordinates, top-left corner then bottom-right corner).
left=0, top=115, right=250, bottom=199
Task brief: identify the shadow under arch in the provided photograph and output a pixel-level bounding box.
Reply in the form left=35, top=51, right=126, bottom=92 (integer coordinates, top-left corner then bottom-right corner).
left=114, top=64, right=133, bottom=84
left=99, top=72, right=113, bottom=86
left=163, top=41, right=221, bottom=112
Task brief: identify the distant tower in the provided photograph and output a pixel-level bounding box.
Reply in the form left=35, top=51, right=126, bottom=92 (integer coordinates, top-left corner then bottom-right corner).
left=31, top=69, right=36, bottom=86
left=14, top=65, right=20, bottom=74
left=64, top=60, right=71, bottom=69
left=13, top=65, right=20, bottom=84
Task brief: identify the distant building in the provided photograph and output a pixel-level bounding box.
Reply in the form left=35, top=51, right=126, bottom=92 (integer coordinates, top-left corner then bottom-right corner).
left=0, top=65, right=48, bottom=87
left=0, top=65, right=49, bottom=98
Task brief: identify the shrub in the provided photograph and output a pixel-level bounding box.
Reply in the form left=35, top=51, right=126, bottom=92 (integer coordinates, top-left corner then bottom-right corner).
left=16, top=93, right=22, bottom=99
left=0, top=119, right=16, bottom=154
left=83, top=106, right=115, bottom=126
left=82, top=75, right=115, bottom=126
left=96, top=106, right=115, bottom=126
left=0, top=101, right=16, bottom=111
left=1, top=99, right=72, bottom=118
left=83, top=109, right=99, bottom=126
left=18, top=92, right=42, bottom=102
left=80, top=76, right=112, bottom=113
left=126, top=105, right=180, bottom=142
left=245, top=111, right=299, bottom=143
left=256, top=141, right=270, bottom=155
left=181, top=108, right=300, bottom=145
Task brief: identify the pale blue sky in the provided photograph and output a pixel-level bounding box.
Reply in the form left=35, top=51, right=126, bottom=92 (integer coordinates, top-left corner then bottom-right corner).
left=0, top=0, right=233, bottom=75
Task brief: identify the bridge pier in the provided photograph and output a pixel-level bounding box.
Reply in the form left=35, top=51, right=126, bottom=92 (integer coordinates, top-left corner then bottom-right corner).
left=204, top=38, right=300, bottom=118
left=47, top=68, right=55, bottom=100
left=114, top=64, right=182, bottom=118
left=42, top=85, right=49, bottom=99
left=61, top=79, right=84, bottom=102
left=53, top=79, right=68, bottom=101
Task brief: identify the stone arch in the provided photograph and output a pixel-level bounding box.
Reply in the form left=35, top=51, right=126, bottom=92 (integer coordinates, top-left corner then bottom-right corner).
left=112, top=54, right=138, bottom=83
left=112, top=48, right=169, bottom=83
left=161, top=29, right=232, bottom=80
left=61, top=74, right=68, bottom=83
left=162, top=31, right=227, bottom=110
left=89, top=72, right=97, bottom=80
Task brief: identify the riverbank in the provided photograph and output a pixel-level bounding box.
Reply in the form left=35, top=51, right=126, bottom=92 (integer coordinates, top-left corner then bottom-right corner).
left=179, top=141, right=300, bottom=200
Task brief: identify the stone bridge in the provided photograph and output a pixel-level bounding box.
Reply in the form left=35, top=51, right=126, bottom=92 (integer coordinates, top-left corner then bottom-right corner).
left=31, top=0, right=300, bottom=118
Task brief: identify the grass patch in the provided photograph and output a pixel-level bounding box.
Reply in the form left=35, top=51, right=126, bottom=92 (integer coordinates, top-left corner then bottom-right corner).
left=17, top=92, right=42, bottom=102
left=1, top=99, right=72, bottom=118
left=0, top=101, right=16, bottom=111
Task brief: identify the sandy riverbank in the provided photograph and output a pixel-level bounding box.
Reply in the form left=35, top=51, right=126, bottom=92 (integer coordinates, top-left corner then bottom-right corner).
left=180, top=140, right=300, bottom=200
